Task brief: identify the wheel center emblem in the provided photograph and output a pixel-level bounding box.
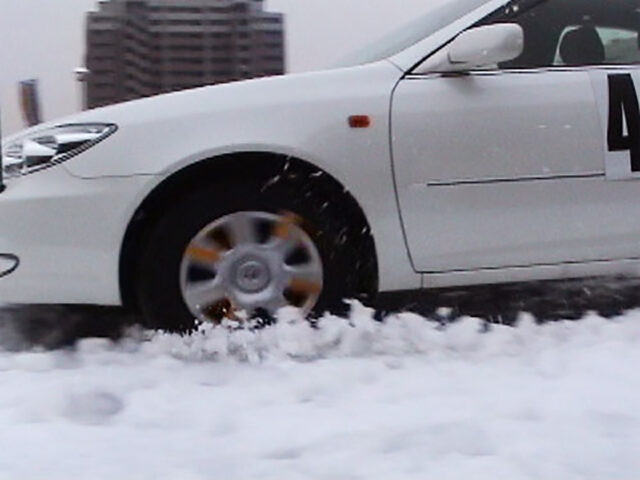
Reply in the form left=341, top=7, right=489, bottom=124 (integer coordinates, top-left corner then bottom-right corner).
left=234, top=259, right=270, bottom=293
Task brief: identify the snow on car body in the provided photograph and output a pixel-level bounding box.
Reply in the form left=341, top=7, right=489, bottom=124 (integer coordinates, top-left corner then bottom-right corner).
left=2, top=0, right=640, bottom=329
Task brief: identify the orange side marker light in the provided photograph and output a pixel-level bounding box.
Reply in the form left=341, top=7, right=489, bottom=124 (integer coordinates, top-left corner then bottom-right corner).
left=348, top=115, right=372, bottom=129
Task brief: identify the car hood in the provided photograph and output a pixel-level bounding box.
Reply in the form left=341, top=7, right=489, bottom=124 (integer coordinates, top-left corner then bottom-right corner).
left=69, top=60, right=399, bottom=127
left=7, top=60, right=402, bottom=179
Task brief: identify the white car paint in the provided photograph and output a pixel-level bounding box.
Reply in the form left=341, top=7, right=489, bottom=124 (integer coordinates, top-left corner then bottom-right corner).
left=0, top=61, right=418, bottom=304
left=392, top=70, right=612, bottom=273
left=0, top=167, right=150, bottom=304
left=2, top=0, right=640, bottom=309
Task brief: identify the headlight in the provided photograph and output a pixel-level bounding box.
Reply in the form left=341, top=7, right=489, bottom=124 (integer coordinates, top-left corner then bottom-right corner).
left=1, top=123, right=116, bottom=179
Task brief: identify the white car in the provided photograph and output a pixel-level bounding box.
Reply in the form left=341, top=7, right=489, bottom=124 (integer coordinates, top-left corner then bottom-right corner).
left=2, top=0, right=640, bottom=331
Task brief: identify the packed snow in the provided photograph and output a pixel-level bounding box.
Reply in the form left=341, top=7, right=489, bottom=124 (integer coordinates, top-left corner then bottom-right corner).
left=0, top=304, right=639, bottom=480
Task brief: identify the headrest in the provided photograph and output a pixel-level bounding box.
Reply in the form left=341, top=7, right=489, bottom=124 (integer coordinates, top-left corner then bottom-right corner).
left=560, top=26, right=605, bottom=66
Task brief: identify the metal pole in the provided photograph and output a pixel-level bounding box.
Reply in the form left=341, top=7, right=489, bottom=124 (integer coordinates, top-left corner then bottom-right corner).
left=74, top=68, right=90, bottom=111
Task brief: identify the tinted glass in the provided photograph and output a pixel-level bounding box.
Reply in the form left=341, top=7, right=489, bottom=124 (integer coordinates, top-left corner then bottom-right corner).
left=335, top=0, right=490, bottom=68
left=478, top=0, right=640, bottom=69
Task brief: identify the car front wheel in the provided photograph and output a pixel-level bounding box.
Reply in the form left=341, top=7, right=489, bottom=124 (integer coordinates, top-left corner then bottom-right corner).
left=136, top=178, right=375, bottom=332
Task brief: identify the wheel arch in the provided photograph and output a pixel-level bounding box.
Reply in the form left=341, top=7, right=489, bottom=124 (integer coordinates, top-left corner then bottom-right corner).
left=119, top=151, right=379, bottom=310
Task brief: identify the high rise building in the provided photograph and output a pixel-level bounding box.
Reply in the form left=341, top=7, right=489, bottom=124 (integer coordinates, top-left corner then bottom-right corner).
left=85, top=0, right=285, bottom=109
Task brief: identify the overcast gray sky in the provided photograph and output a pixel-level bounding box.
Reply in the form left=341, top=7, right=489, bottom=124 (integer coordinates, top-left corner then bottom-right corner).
left=1, top=0, right=436, bottom=134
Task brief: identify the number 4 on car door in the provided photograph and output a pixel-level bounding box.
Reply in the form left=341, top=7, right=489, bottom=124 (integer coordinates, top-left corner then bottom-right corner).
left=591, top=70, right=640, bottom=180
left=608, top=73, right=640, bottom=172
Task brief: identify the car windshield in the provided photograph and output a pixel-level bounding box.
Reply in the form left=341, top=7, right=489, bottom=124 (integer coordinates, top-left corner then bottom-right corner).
left=334, top=0, right=493, bottom=68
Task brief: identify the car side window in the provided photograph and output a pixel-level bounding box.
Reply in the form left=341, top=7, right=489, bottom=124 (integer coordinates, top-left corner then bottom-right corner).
left=554, top=26, right=640, bottom=66
left=477, top=0, right=640, bottom=70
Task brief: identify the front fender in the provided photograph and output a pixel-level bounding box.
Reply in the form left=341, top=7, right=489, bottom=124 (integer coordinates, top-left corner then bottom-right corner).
left=62, top=61, right=420, bottom=291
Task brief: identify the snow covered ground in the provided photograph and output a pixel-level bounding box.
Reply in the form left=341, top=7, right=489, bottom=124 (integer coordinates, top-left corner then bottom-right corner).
left=0, top=305, right=639, bottom=480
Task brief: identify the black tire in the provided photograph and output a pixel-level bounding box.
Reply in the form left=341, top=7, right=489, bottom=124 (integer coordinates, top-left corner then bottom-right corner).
left=136, top=177, right=377, bottom=332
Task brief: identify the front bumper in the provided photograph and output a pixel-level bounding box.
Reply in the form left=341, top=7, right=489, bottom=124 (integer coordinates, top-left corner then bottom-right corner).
left=0, top=166, right=155, bottom=305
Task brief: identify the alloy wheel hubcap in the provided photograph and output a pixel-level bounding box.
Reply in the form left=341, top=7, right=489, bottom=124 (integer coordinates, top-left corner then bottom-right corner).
left=233, top=258, right=271, bottom=293
left=179, top=211, right=324, bottom=324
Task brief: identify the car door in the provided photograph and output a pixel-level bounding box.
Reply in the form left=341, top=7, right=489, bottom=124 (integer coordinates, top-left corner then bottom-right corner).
left=391, top=0, right=640, bottom=274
